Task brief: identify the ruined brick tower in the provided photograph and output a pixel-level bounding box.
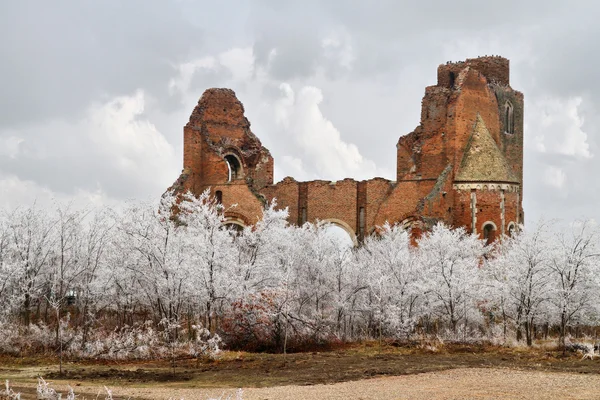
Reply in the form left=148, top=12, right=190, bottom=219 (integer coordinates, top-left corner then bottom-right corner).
left=169, top=56, right=523, bottom=243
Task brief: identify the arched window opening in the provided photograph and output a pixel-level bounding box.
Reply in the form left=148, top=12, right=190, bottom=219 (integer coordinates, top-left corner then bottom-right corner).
left=224, top=154, right=242, bottom=182
left=225, top=222, right=244, bottom=233
left=224, top=222, right=244, bottom=239
left=507, top=222, right=516, bottom=237
left=322, top=224, right=355, bottom=249
left=483, top=223, right=496, bottom=245
left=215, top=190, right=223, bottom=204
left=504, top=101, right=514, bottom=134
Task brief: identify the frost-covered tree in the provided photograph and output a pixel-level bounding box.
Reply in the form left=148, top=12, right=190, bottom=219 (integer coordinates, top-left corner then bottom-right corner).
left=116, top=192, right=191, bottom=330
left=219, top=200, right=299, bottom=351
left=7, top=205, right=57, bottom=326
left=76, top=207, right=115, bottom=348
left=418, top=223, right=486, bottom=335
left=233, top=200, right=291, bottom=294
left=0, top=211, right=18, bottom=322
left=548, top=220, right=600, bottom=347
left=359, top=223, right=422, bottom=339
left=178, top=190, right=236, bottom=332
left=4, top=193, right=600, bottom=355
left=487, top=221, right=553, bottom=345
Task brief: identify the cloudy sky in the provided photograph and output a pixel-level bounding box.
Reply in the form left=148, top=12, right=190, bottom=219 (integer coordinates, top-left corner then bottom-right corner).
left=1, top=0, right=598, bottom=224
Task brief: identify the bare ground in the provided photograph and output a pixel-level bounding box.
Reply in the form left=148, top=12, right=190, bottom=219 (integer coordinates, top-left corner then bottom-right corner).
left=2, top=343, right=600, bottom=399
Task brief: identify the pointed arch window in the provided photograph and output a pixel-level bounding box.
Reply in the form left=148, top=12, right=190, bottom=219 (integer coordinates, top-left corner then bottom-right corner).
left=504, top=101, right=514, bottom=134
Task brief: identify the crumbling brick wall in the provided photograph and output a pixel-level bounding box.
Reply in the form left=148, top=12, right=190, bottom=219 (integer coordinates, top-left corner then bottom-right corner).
left=168, top=56, right=524, bottom=243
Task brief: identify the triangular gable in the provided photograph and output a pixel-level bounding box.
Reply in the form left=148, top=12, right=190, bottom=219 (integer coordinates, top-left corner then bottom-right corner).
left=455, top=114, right=519, bottom=183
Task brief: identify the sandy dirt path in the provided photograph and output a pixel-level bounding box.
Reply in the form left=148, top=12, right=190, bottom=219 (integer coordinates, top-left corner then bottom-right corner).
left=13, top=367, right=600, bottom=400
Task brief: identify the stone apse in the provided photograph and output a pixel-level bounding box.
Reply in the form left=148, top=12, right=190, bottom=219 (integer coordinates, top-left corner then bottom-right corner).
left=169, top=56, right=524, bottom=244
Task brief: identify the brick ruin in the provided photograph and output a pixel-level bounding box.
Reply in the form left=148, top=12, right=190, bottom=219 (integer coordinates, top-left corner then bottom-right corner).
left=169, top=56, right=524, bottom=244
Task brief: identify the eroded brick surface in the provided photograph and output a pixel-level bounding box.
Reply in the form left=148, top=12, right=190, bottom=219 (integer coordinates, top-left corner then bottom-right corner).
left=168, top=57, right=524, bottom=242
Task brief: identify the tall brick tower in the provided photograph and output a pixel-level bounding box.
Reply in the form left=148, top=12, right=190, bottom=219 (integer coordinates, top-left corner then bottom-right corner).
left=395, top=56, right=524, bottom=241
left=169, top=56, right=524, bottom=243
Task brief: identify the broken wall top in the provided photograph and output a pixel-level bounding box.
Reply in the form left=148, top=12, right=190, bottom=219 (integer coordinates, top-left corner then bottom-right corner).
left=437, top=56, right=509, bottom=87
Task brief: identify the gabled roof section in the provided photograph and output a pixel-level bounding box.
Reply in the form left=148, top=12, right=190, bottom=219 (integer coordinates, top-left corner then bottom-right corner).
left=455, top=114, right=519, bottom=183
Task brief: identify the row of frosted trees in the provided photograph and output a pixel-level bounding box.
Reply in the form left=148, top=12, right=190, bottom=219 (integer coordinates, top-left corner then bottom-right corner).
left=1, top=191, right=599, bottom=356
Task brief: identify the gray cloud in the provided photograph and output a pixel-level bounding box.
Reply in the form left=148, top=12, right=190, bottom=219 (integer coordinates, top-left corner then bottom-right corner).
left=0, top=0, right=202, bottom=128
left=1, top=0, right=599, bottom=226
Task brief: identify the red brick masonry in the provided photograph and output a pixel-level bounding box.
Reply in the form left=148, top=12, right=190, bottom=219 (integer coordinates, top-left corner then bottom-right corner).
left=168, top=56, right=524, bottom=243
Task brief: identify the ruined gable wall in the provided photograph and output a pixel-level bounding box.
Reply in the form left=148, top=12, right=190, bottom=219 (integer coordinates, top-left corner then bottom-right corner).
left=172, top=89, right=273, bottom=225
left=186, top=89, right=274, bottom=190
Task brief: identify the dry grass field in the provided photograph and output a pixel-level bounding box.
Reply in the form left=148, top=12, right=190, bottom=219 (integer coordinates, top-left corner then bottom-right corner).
left=2, top=342, right=600, bottom=399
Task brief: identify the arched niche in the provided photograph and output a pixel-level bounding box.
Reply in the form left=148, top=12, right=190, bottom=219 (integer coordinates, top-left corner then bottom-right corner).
left=506, top=221, right=517, bottom=237
left=481, top=221, right=497, bottom=244
left=223, top=218, right=245, bottom=237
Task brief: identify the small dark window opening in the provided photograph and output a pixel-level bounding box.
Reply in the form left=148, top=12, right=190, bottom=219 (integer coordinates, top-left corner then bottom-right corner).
left=508, top=224, right=516, bottom=237
left=225, top=155, right=241, bottom=181
left=359, top=207, right=365, bottom=238
left=504, top=101, right=514, bottom=134
left=215, top=190, right=223, bottom=204
left=449, top=72, right=456, bottom=88
left=483, top=223, right=496, bottom=245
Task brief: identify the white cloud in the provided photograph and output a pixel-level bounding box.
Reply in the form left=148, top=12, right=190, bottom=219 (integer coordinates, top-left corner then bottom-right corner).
left=87, top=90, right=176, bottom=182
left=218, top=47, right=255, bottom=81
left=526, top=96, right=591, bottom=159
left=5, top=1, right=600, bottom=226
left=322, top=28, right=355, bottom=70
left=167, top=47, right=391, bottom=183
left=280, top=155, right=308, bottom=179
left=273, top=83, right=384, bottom=181
left=0, top=90, right=178, bottom=210
left=0, top=135, right=24, bottom=159
left=168, top=57, right=217, bottom=95
left=543, top=166, right=566, bottom=189
left=0, top=172, right=115, bottom=210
